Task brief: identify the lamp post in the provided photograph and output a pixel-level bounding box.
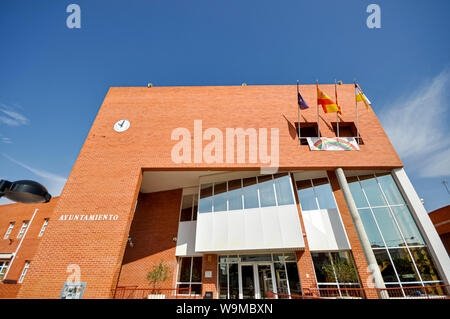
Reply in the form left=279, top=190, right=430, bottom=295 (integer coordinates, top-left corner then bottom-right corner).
left=0, top=179, right=52, bottom=204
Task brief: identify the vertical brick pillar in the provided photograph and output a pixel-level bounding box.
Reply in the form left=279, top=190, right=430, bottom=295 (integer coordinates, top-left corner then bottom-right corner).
left=201, top=254, right=217, bottom=298
left=327, top=171, right=379, bottom=299
left=290, top=174, right=318, bottom=297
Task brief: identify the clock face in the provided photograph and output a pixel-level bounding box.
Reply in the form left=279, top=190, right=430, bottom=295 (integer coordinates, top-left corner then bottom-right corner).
left=114, top=119, right=130, bottom=132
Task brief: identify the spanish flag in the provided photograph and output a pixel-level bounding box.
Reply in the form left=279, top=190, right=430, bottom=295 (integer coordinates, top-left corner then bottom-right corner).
left=317, top=84, right=342, bottom=115
left=355, top=84, right=371, bottom=110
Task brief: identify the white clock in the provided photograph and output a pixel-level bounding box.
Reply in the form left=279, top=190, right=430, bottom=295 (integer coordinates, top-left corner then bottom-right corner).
left=114, top=119, right=130, bottom=132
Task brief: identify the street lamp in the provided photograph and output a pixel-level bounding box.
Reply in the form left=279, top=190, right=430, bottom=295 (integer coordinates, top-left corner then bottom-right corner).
left=0, top=179, right=52, bottom=204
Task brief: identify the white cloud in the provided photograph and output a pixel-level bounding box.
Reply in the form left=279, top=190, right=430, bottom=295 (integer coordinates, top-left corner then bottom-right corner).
left=380, top=68, right=450, bottom=177
left=0, top=103, right=29, bottom=126
left=0, top=134, right=12, bottom=144
left=2, top=153, right=67, bottom=197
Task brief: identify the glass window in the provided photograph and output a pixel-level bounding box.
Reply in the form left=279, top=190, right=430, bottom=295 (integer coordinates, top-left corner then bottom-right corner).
left=372, top=207, right=404, bottom=247
left=390, top=206, right=424, bottom=246
left=286, top=262, right=302, bottom=295
left=228, top=179, right=243, bottom=211
left=296, top=180, right=318, bottom=211
left=388, top=248, right=420, bottom=282
left=273, top=173, right=294, bottom=206
left=17, top=221, right=29, bottom=239
left=213, top=182, right=228, bottom=212
left=18, top=261, right=30, bottom=283
left=4, top=222, right=15, bottom=239
left=257, top=175, right=276, bottom=208
left=347, top=178, right=369, bottom=208
left=409, top=247, right=441, bottom=282
left=359, top=175, right=387, bottom=207
left=180, top=194, right=193, bottom=221
left=38, top=218, right=49, bottom=237
left=199, top=184, right=213, bottom=213
left=376, top=174, right=405, bottom=205
left=274, top=262, right=289, bottom=297
left=192, top=196, right=198, bottom=221
left=242, top=177, right=259, bottom=209
left=179, top=257, right=192, bottom=282
left=311, top=253, right=336, bottom=283
left=313, top=178, right=337, bottom=210
left=240, top=254, right=272, bottom=262
left=0, top=261, right=9, bottom=280
left=358, top=209, right=385, bottom=248
left=331, top=252, right=359, bottom=283
left=191, top=257, right=202, bottom=282
left=229, top=264, right=239, bottom=299
left=373, top=249, right=398, bottom=282
left=218, top=264, right=228, bottom=299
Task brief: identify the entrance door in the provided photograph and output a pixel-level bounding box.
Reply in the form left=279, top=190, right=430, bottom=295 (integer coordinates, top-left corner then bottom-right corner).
left=239, top=263, right=276, bottom=299
left=257, top=264, right=274, bottom=299
left=240, top=265, right=255, bottom=299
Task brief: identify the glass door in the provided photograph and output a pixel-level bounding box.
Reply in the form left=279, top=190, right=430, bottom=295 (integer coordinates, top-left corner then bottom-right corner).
left=240, top=265, right=256, bottom=299
left=257, top=264, right=274, bottom=299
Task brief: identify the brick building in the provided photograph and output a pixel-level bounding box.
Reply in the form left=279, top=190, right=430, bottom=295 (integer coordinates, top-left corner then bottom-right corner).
left=1, top=84, right=449, bottom=299
left=429, top=205, right=450, bottom=256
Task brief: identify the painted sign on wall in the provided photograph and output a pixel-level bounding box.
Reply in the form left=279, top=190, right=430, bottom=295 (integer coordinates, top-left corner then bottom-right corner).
left=307, top=137, right=360, bottom=151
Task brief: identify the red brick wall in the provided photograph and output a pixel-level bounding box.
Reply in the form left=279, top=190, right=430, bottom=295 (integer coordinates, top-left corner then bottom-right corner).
left=17, top=84, right=403, bottom=299
left=202, top=254, right=218, bottom=298
left=117, top=189, right=182, bottom=291
left=0, top=198, right=58, bottom=298
left=429, top=205, right=450, bottom=255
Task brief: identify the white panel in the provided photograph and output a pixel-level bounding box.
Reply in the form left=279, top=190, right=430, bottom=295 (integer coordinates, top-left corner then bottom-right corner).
left=175, top=221, right=199, bottom=256
left=302, top=208, right=350, bottom=251
left=195, top=204, right=305, bottom=252
left=195, top=212, right=213, bottom=252
left=244, top=208, right=264, bottom=249
left=213, top=211, right=228, bottom=250
left=228, top=210, right=245, bottom=250
left=278, top=205, right=305, bottom=248
left=260, top=206, right=283, bottom=248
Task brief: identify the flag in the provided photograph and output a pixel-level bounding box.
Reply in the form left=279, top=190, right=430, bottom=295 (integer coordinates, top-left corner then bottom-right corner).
left=317, top=85, right=342, bottom=114
left=355, top=84, right=371, bottom=109
left=297, top=85, right=309, bottom=110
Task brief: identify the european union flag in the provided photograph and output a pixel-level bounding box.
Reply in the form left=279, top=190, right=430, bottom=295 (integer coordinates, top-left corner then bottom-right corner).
left=297, top=83, right=309, bottom=110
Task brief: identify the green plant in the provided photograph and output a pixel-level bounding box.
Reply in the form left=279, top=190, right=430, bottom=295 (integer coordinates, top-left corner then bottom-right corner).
left=146, top=259, right=171, bottom=290
left=322, top=261, right=358, bottom=283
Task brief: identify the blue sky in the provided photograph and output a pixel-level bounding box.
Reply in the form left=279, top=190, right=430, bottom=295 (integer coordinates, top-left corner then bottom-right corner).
left=0, top=0, right=449, bottom=211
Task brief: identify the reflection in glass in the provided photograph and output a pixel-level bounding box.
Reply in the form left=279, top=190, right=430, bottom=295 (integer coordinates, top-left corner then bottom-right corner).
left=296, top=180, right=318, bottom=211
left=358, top=208, right=385, bottom=248
left=313, top=178, right=337, bottom=210
left=214, top=182, right=227, bottom=212
left=241, top=265, right=255, bottom=299
left=311, top=253, right=336, bottom=283
left=228, top=179, right=243, bottom=211
left=258, top=264, right=274, bottom=299
left=199, top=184, right=213, bottom=213
left=410, top=247, right=441, bottom=282
left=274, top=173, right=294, bottom=206
left=218, top=264, right=227, bottom=299
left=179, top=257, right=192, bottom=282
left=286, top=262, right=302, bottom=296
left=347, top=178, right=369, bottom=208
left=372, top=207, right=404, bottom=247
left=229, top=264, right=239, bottom=299
left=390, top=206, right=424, bottom=246
left=331, top=252, right=359, bottom=283
left=180, top=194, right=193, bottom=221
left=373, top=249, right=398, bottom=282
left=376, top=174, right=405, bottom=205
left=243, top=177, right=259, bottom=209
left=258, top=175, right=276, bottom=207
left=389, top=248, right=420, bottom=282
left=191, top=257, right=203, bottom=282
left=359, top=176, right=387, bottom=207
left=192, top=195, right=198, bottom=220
left=273, top=263, right=288, bottom=298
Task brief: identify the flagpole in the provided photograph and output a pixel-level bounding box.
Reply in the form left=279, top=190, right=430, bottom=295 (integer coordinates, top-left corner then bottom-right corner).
left=335, top=79, right=339, bottom=138
left=316, top=80, right=320, bottom=138
left=354, top=79, right=360, bottom=144
left=297, top=80, right=301, bottom=145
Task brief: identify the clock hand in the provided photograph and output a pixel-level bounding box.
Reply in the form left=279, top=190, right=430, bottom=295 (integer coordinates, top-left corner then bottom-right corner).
left=119, top=120, right=124, bottom=127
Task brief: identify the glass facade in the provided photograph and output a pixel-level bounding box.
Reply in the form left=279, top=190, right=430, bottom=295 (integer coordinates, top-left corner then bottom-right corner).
left=295, top=177, right=337, bottom=211
left=218, top=253, right=301, bottom=299
left=198, top=173, right=295, bottom=214
left=311, top=251, right=361, bottom=297
left=176, top=256, right=202, bottom=295
left=347, top=173, right=442, bottom=296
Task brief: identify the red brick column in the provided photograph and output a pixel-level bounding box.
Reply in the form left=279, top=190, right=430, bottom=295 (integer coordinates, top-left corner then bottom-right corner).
left=290, top=174, right=318, bottom=297
left=327, top=171, right=379, bottom=299
left=201, top=254, right=217, bottom=298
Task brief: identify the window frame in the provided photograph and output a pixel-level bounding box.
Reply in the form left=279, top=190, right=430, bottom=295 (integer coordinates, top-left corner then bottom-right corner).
left=18, top=261, right=30, bottom=283
left=38, top=218, right=49, bottom=238
left=175, top=256, right=203, bottom=296
left=17, top=221, right=29, bottom=239
left=4, top=222, right=15, bottom=239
